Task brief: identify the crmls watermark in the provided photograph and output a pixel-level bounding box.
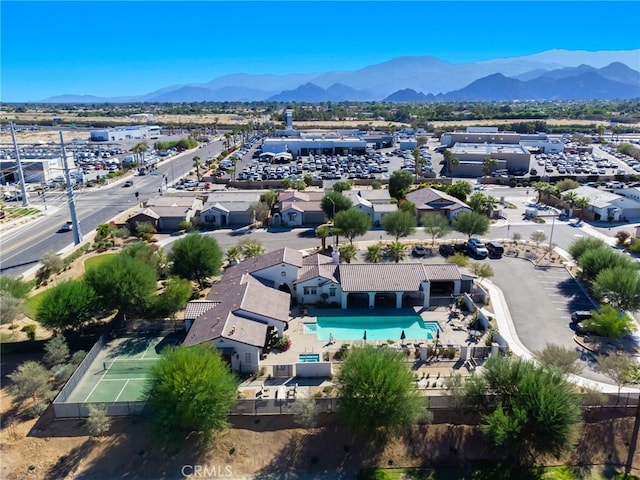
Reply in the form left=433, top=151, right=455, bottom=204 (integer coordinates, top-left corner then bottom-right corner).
left=181, top=464, right=233, bottom=478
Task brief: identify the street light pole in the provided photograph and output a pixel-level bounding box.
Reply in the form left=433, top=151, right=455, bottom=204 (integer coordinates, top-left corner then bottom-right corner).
left=327, top=197, right=337, bottom=246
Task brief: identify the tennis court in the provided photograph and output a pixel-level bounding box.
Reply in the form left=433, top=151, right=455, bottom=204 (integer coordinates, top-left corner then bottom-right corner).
left=66, top=334, right=180, bottom=404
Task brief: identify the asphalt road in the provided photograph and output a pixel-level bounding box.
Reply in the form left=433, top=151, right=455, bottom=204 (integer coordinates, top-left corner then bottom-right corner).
left=0, top=140, right=226, bottom=277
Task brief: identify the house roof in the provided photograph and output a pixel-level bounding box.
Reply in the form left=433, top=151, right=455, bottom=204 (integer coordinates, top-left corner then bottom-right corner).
left=374, top=203, right=398, bottom=213
left=184, top=269, right=289, bottom=347
left=344, top=191, right=373, bottom=208
left=358, top=189, right=392, bottom=204
left=147, top=196, right=199, bottom=208
left=567, top=186, right=627, bottom=209
left=406, top=187, right=470, bottom=210
left=228, top=247, right=304, bottom=278
left=296, top=263, right=340, bottom=284
left=278, top=190, right=310, bottom=202
left=281, top=202, right=305, bottom=213
left=205, top=191, right=262, bottom=203
left=339, top=263, right=428, bottom=292
left=144, top=206, right=191, bottom=219
left=239, top=282, right=291, bottom=320
left=281, top=200, right=323, bottom=213
left=423, top=264, right=462, bottom=281
left=129, top=208, right=160, bottom=221
left=184, top=300, right=219, bottom=320
left=303, top=252, right=333, bottom=265
left=222, top=312, right=268, bottom=347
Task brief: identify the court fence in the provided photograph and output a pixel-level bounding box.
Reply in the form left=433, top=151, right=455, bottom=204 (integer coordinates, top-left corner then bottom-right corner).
left=52, top=321, right=114, bottom=418
left=53, top=387, right=638, bottom=419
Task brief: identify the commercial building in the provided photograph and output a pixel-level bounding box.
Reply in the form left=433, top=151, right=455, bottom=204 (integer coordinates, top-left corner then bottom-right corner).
left=90, top=126, right=155, bottom=142
left=438, top=127, right=560, bottom=176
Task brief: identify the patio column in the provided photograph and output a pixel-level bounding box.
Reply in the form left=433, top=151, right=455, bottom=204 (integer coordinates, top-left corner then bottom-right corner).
left=453, top=280, right=461, bottom=295
left=422, top=280, right=431, bottom=308
left=368, top=292, right=375, bottom=308
left=395, top=291, right=402, bottom=309
left=341, top=292, right=348, bottom=309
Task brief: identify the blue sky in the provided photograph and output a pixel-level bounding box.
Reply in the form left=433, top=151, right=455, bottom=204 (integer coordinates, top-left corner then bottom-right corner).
left=2, top=1, right=639, bottom=102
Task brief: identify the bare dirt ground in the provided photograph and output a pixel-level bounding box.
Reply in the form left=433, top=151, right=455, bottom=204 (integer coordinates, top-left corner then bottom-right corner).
left=1, top=389, right=638, bottom=480
left=0, top=114, right=629, bottom=146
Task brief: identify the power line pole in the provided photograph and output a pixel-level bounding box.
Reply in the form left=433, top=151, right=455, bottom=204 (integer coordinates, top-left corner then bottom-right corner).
left=59, top=132, right=83, bottom=245
left=9, top=121, right=29, bottom=207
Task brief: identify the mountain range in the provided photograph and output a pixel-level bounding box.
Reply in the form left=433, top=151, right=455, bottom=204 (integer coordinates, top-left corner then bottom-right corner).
left=42, top=49, right=640, bottom=103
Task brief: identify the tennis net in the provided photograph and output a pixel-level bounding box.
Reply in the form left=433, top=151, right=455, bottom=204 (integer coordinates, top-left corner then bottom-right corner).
left=103, top=359, right=157, bottom=374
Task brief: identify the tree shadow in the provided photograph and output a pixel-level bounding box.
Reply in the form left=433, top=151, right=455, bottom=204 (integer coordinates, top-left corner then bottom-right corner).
left=105, top=335, right=156, bottom=359
left=43, top=417, right=216, bottom=479
left=45, top=437, right=96, bottom=478
left=255, top=423, right=385, bottom=479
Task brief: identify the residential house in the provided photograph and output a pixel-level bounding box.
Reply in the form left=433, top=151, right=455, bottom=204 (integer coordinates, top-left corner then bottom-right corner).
left=405, top=187, right=471, bottom=222
left=128, top=195, right=203, bottom=232
left=343, top=189, right=397, bottom=226
left=200, top=191, right=262, bottom=228
left=566, top=186, right=640, bottom=222
left=182, top=246, right=476, bottom=372
left=273, top=190, right=325, bottom=226
left=183, top=247, right=303, bottom=373
left=294, top=252, right=475, bottom=309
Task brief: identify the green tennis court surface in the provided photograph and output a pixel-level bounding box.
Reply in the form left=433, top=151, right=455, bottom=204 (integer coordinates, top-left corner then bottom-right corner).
left=66, top=334, right=181, bottom=403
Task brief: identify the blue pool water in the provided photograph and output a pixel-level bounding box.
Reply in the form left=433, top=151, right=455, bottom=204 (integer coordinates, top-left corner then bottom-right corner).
left=304, top=315, right=441, bottom=342
left=299, top=353, right=320, bottom=362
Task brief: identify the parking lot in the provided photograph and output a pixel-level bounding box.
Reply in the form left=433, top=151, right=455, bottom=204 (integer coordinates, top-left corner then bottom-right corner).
left=486, top=257, right=619, bottom=382
left=220, top=135, right=439, bottom=183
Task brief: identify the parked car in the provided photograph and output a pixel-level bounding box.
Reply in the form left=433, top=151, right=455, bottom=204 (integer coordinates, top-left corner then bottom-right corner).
left=412, top=244, right=429, bottom=257
left=467, top=238, right=489, bottom=258
left=486, top=241, right=504, bottom=258
left=453, top=243, right=469, bottom=255
left=570, top=310, right=593, bottom=323
left=438, top=244, right=455, bottom=257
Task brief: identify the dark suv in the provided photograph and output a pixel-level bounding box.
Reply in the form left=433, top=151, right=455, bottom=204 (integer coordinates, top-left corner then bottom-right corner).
left=571, top=311, right=592, bottom=323
left=486, top=241, right=504, bottom=258
left=439, top=244, right=455, bottom=257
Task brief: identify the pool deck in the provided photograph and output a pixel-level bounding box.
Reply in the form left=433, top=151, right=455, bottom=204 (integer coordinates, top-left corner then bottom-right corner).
left=268, top=306, right=473, bottom=366
left=240, top=306, right=476, bottom=398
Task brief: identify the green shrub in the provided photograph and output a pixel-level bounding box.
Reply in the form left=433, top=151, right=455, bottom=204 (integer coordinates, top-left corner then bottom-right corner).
left=21, top=324, right=37, bottom=341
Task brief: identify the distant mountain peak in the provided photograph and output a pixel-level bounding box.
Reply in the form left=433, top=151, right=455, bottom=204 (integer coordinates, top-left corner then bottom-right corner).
left=38, top=49, right=640, bottom=103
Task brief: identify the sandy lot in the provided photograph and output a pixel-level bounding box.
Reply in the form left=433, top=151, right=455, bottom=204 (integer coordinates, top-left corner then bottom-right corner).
left=0, top=112, right=624, bottom=146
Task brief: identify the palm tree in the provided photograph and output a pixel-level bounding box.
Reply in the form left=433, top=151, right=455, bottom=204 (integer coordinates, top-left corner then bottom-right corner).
left=130, top=142, right=147, bottom=167
left=365, top=244, right=384, bottom=263
left=481, top=157, right=498, bottom=177
left=450, top=156, right=460, bottom=175
left=385, top=242, right=407, bottom=263
left=442, top=149, right=451, bottom=175
left=338, top=244, right=358, bottom=264
left=242, top=242, right=265, bottom=258
left=562, top=191, right=578, bottom=218
left=483, top=195, right=498, bottom=218
left=193, top=156, right=202, bottom=181
left=443, top=149, right=459, bottom=176
left=575, top=197, right=591, bottom=222
left=226, top=246, right=241, bottom=265
left=533, top=181, right=558, bottom=203
left=316, top=225, right=330, bottom=252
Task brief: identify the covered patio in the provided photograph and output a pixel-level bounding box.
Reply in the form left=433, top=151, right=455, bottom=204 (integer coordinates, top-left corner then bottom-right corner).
left=338, top=263, right=464, bottom=309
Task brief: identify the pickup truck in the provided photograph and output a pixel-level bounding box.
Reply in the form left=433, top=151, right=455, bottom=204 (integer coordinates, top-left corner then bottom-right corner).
left=467, top=238, right=489, bottom=258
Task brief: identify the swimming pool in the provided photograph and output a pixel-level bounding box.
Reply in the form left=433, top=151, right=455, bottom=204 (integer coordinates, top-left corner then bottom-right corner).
left=304, top=315, right=441, bottom=342
left=299, top=353, right=320, bottom=363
